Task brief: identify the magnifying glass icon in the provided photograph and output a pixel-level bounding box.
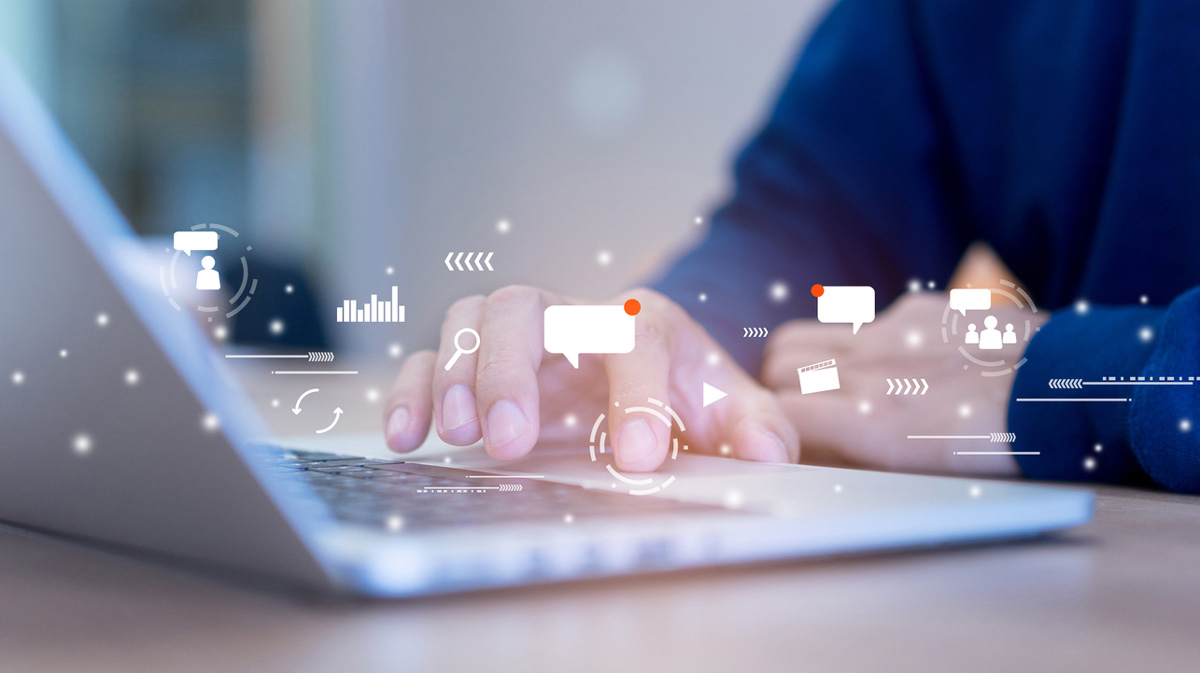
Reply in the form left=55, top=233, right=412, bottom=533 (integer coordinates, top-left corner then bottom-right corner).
left=444, top=327, right=481, bottom=371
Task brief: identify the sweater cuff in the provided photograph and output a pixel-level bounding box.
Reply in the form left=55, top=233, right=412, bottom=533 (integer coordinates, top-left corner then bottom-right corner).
left=1008, top=303, right=1161, bottom=485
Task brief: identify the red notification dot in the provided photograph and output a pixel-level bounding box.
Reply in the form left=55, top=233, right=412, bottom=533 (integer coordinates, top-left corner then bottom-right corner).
left=811, top=284, right=825, bottom=298
left=624, top=299, right=641, bottom=316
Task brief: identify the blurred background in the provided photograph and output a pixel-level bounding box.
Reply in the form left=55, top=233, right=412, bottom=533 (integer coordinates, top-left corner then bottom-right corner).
left=0, top=0, right=832, bottom=358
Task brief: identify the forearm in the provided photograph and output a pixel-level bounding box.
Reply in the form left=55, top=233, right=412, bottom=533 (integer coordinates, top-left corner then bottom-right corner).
left=1008, top=288, right=1200, bottom=492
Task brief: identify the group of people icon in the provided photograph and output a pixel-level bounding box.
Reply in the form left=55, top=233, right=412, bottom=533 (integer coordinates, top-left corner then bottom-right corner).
left=965, top=316, right=1016, bottom=350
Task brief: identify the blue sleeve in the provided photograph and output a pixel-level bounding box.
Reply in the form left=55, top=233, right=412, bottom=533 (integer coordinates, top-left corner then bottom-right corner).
left=1009, top=287, right=1200, bottom=493
left=654, top=0, right=971, bottom=375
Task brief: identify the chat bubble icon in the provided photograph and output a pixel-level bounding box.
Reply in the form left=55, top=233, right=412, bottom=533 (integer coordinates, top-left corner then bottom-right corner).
left=813, top=285, right=875, bottom=334
left=949, top=288, right=991, bottom=317
left=544, top=302, right=638, bottom=368
left=173, top=231, right=219, bottom=256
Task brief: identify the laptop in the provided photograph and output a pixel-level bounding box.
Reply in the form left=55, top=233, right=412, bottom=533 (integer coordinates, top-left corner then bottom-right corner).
left=0, top=56, right=1092, bottom=598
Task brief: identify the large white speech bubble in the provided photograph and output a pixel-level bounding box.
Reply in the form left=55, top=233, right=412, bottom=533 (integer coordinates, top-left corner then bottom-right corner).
left=816, top=286, right=875, bottom=334
left=544, top=305, right=635, bottom=368
left=173, top=231, right=219, bottom=256
left=948, top=288, right=991, bottom=316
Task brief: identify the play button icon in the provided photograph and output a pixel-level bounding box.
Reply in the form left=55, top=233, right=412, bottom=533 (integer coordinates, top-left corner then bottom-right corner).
left=702, top=383, right=728, bottom=408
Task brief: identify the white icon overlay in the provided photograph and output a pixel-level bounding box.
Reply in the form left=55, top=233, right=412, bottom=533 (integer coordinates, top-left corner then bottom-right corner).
left=445, top=328, right=481, bottom=371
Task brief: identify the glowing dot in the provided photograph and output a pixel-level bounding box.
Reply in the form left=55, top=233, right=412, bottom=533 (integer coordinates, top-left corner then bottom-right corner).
left=769, top=281, right=789, bottom=302
left=834, top=484, right=843, bottom=493
left=271, top=399, right=280, bottom=408
left=385, top=266, right=394, bottom=276
left=12, top=370, right=25, bottom=385
left=72, top=433, right=92, bottom=456
left=926, top=280, right=936, bottom=289
left=59, top=349, right=68, bottom=359
left=563, top=513, right=575, bottom=524
left=1139, top=295, right=1148, bottom=304
left=905, top=329, right=923, bottom=349
left=958, top=404, right=972, bottom=418
left=858, top=401, right=872, bottom=415
left=698, top=292, right=707, bottom=302
left=907, top=279, right=921, bottom=293
left=563, top=413, right=578, bottom=428
left=1083, top=457, right=1097, bottom=471
left=1074, top=300, right=1089, bottom=315
left=387, top=515, right=404, bottom=532
left=623, top=298, right=641, bottom=315
left=723, top=490, right=744, bottom=508
left=706, top=352, right=720, bottom=366
left=496, top=219, right=511, bottom=234
left=694, top=216, right=703, bottom=225
left=366, top=388, right=380, bottom=403
left=969, top=485, right=982, bottom=498
left=388, top=343, right=403, bottom=359
left=284, top=284, right=295, bottom=294
left=124, top=369, right=140, bottom=386
left=597, top=250, right=612, bottom=266
left=1138, top=326, right=1154, bottom=343
left=1094, top=443, right=1103, bottom=453
left=202, top=413, right=220, bottom=432
left=96, top=313, right=109, bottom=327
left=719, top=443, right=732, bottom=456
left=213, top=326, right=228, bottom=341
left=269, top=319, right=285, bottom=336
left=443, top=455, right=452, bottom=464
left=1181, top=418, right=1193, bottom=433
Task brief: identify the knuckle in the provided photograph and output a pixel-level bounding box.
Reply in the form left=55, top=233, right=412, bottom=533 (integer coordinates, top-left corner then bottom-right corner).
left=487, top=284, right=540, bottom=308
left=446, top=294, right=485, bottom=317
left=476, top=348, right=528, bottom=382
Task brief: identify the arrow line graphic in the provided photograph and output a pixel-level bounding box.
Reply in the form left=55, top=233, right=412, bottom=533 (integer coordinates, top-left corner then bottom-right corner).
left=292, top=388, right=319, bottom=415
left=315, top=407, right=343, bottom=434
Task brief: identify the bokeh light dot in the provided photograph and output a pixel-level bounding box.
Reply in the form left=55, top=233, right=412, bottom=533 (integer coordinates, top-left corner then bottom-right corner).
left=72, top=433, right=92, bottom=456
left=769, top=281, right=789, bottom=303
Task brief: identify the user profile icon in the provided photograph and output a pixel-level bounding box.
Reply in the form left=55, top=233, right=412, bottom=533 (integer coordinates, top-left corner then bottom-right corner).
left=196, top=255, right=221, bottom=291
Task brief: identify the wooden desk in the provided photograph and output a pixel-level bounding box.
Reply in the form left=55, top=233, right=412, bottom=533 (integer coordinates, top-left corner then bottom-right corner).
left=4, top=362, right=1197, bottom=671
left=2, top=485, right=1197, bottom=671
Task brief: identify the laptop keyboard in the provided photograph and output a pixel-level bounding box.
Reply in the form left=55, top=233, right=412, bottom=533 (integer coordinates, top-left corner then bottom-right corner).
left=257, top=449, right=729, bottom=533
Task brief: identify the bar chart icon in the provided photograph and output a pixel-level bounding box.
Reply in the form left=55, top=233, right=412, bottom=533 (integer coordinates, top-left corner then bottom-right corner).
left=337, top=286, right=406, bottom=323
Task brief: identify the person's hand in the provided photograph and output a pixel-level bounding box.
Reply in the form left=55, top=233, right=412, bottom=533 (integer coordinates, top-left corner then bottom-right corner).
left=761, top=292, right=1044, bottom=475
left=384, top=287, right=798, bottom=471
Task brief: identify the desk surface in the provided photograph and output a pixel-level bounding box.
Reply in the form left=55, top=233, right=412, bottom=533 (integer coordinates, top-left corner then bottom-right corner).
left=2, top=483, right=1198, bottom=672
left=4, top=363, right=1198, bottom=671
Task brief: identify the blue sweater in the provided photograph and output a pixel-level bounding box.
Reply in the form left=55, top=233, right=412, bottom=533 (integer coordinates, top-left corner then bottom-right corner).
left=654, top=0, right=1200, bottom=493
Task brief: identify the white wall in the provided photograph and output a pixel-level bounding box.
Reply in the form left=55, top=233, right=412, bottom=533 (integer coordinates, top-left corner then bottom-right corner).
left=321, top=0, right=835, bottom=356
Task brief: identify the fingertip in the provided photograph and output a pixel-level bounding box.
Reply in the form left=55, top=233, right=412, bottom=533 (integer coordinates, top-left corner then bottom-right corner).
left=385, top=406, right=427, bottom=454
left=614, top=417, right=669, bottom=472
left=437, top=384, right=482, bottom=445
left=732, top=419, right=797, bottom=464
left=483, top=399, right=536, bottom=460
